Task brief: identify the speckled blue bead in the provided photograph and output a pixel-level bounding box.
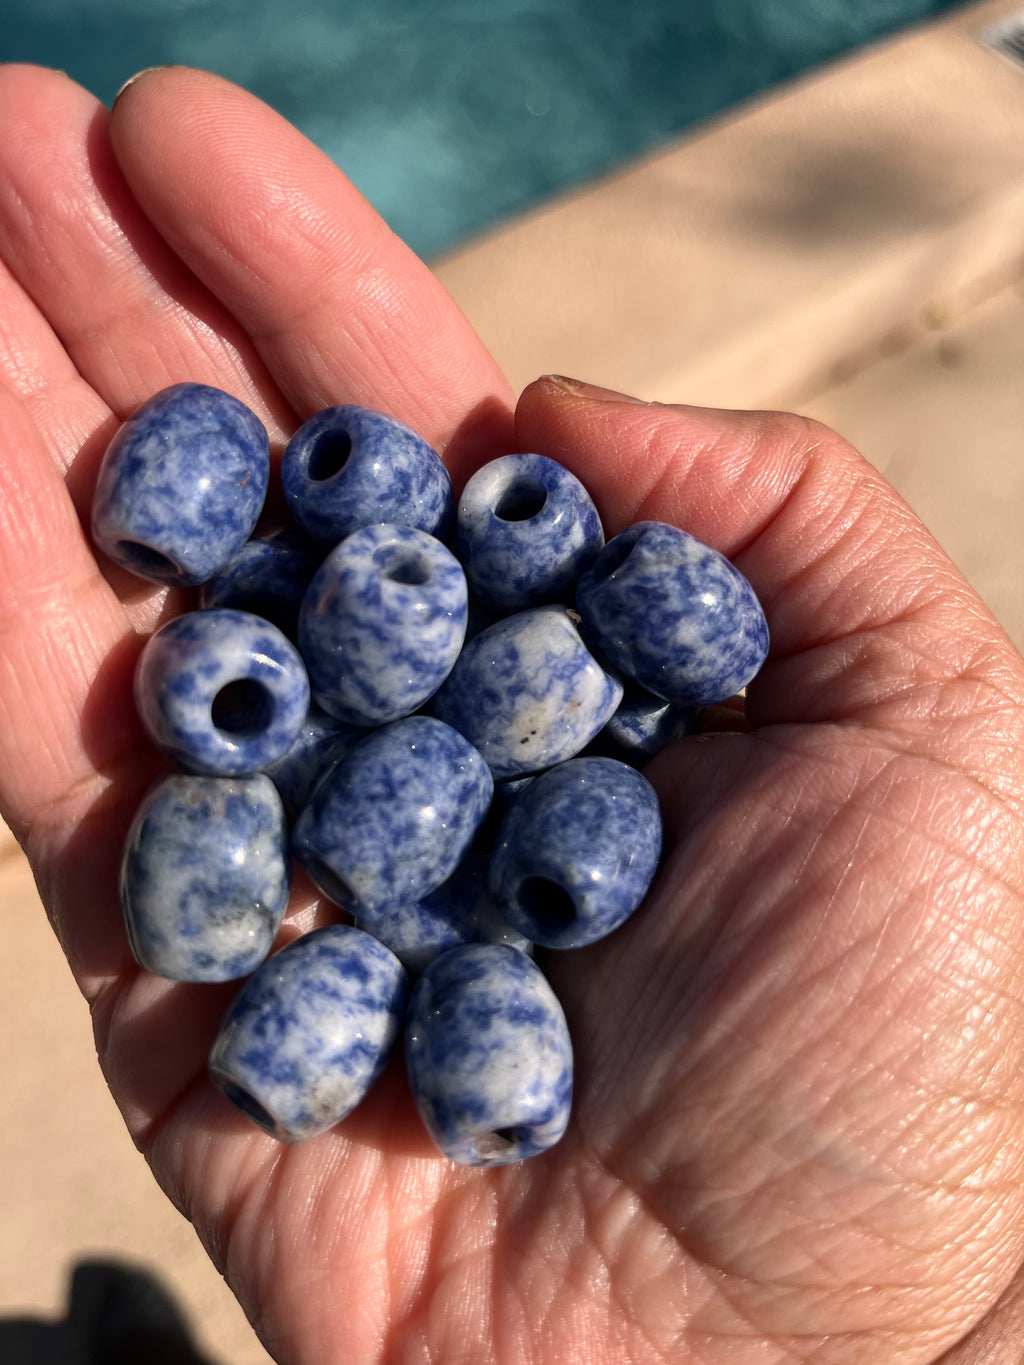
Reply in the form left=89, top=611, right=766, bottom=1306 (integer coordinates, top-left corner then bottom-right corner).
left=208, top=925, right=406, bottom=1142
left=291, top=717, right=493, bottom=915
left=282, top=406, right=454, bottom=546
left=490, top=757, right=662, bottom=949
left=594, top=683, right=700, bottom=765
left=134, top=609, right=311, bottom=776
left=576, top=521, right=769, bottom=706
left=456, top=453, right=604, bottom=614
left=405, top=944, right=572, bottom=1165
left=355, top=854, right=531, bottom=974
left=91, top=383, right=269, bottom=587
left=120, top=773, right=290, bottom=982
left=199, top=524, right=322, bottom=639
left=262, top=706, right=368, bottom=816
left=298, top=523, right=468, bottom=725
left=429, top=606, right=623, bottom=780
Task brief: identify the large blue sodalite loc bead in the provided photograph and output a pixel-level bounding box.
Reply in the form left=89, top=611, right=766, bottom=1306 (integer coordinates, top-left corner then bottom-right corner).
left=575, top=521, right=769, bottom=707
left=200, top=523, right=323, bottom=640
left=281, top=405, right=454, bottom=546
left=120, top=773, right=290, bottom=982
left=134, top=609, right=310, bottom=776
left=405, top=943, right=572, bottom=1166
left=354, top=853, right=531, bottom=975
left=429, top=606, right=623, bottom=780
left=291, top=716, right=493, bottom=916
left=489, top=757, right=662, bottom=949
left=298, top=523, right=468, bottom=726
left=208, top=925, right=407, bottom=1142
left=91, top=383, right=270, bottom=587
left=456, top=453, right=604, bottom=614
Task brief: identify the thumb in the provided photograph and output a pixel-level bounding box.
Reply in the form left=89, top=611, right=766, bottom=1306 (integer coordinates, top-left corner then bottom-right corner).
left=514, top=376, right=1023, bottom=743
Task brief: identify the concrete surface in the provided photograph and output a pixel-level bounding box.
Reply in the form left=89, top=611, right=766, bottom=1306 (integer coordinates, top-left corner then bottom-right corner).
left=4, top=2, right=1024, bottom=1361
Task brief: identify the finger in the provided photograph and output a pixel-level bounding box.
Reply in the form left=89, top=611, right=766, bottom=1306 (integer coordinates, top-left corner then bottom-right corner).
left=515, top=378, right=1024, bottom=744
left=108, top=66, right=515, bottom=480
left=0, top=65, right=294, bottom=442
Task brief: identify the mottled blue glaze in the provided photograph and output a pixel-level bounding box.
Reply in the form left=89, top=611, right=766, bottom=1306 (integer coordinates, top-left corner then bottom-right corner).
left=298, top=523, right=468, bottom=725
left=91, top=383, right=269, bottom=587
left=134, top=609, right=311, bottom=776
left=576, top=521, right=769, bottom=706
left=282, top=405, right=454, bottom=546
left=594, top=683, right=700, bottom=765
left=291, top=716, right=493, bottom=916
left=208, top=925, right=407, bottom=1142
left=405, top=944, right=572, bottom=1165
left=429, top=606, right=623, bottom=780
left=456, top=453, right=604, bottom=613
left=262, top=706, right=368, bottom=816
left=355, top=854, right=531, bottom=974
left=120, top=773, right=290, bottom=982
left=200, top=524, right=322, bottom=639
left=490, top=757, right=662, bottom=949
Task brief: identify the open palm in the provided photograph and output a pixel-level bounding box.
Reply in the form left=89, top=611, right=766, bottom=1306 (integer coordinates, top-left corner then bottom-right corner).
left=2, top=63, right=1024, bottom=1365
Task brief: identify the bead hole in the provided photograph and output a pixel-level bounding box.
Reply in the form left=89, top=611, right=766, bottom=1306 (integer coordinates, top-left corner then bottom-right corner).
left=115, top=540, right=179, bottom=580
left=591, top=529, right=641, bottom=582
left=307, top=430, right=353, bottom=481
left=515, top=876, right=577, bottom=935
left=476, top=1126, right=528, bottom=1161
left=494, top=477, right=547, bottom=522
left=214, top=1077, right=282, bottom=1138
left=304, top=856, right=359, bottom=911
left=211, top=678, right=275, bottom=738
left=374, top=546, right=432, bottom=586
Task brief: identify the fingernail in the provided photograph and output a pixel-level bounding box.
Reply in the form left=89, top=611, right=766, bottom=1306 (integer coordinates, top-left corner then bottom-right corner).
left=112, top=66, right=172, bottom=107
left=541, top=375, right=653, bottom=405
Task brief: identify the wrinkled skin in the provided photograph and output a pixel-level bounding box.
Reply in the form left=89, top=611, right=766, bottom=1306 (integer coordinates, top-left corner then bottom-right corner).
left=1, top=62, right=1024, bottom=1365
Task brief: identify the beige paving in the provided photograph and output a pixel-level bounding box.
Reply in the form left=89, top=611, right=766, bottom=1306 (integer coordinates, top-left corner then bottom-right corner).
left=4, top=2, right=1024, bottom=1361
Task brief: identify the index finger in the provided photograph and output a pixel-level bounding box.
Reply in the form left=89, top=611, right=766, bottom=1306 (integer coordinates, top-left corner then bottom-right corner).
left=109, top=66, right=515, bottom=482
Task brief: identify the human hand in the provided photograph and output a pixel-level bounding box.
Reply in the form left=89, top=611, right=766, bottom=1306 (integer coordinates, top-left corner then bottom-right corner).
left=1, top=63, right=1023, bottom=1365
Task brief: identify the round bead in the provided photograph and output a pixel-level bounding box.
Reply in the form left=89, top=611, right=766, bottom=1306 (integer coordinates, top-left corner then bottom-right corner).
left=489, top=757, right=662, bottom=949
left=120, top=773, right=290, bottom=982
left=91, top=383, right=270, bottom=587
left=199, top=524, right=322, bottom=639
left=298, top=523, right=468, bottom=725
left=291, top=716, right=493, bottom=916
left=405, top=944, right=573, bottom=1166
left=134, top=609, right=311, bottom=776
left=575, top=521, right=769, bottom=706
left=208, top=925, right=407, bottom=1142
left=429, top=606, right=623, bottom=780
left=262, top=706, right=368, bottom=816
left=355, top=854, right=531, bottom=975
left=456, top=453, right=604, bottom=614
left=282, top=405, right=454, bottom=545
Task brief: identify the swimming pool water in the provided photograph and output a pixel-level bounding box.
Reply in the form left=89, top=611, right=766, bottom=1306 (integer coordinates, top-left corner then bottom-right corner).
left=5, top=0, right=966, bottom=258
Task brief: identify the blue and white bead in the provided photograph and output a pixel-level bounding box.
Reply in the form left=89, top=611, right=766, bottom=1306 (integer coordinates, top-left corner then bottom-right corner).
left=456, top=453, right=604, bottom=614
left=282, top=405, right=454, bottom=546
left=291, top=717, right=493, bottom=916
left=298, top=523, right=468, bottom=725
left=199, top=523, right=322, bottom=639
left=594, top=682, right=700, bottom=765
left=490, top=756, right=662, bottom=949
left=262, top=706, right=368, bottom=817
left=91, top=383, right=269, bottom=587
left=405, top=944, right=572, bottom=1165
left=134, top=609, right=311, bottom=776
left=355, top=854, right=531, bottom=975
left=208, top=925, right=407, bottom=1142
left=429, top=606, right=623, bottom=780
left=575, top=521, right=769, bottom=706
left=120, top=773, right=290, bottom=981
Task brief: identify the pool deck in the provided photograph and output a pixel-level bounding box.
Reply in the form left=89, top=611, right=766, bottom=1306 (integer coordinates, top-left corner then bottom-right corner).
left=4, top=1, right=1024, bottom=1360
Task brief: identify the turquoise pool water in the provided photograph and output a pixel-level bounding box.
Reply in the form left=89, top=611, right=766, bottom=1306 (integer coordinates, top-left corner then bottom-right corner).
left=6, top=1, right=965, bottom=258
